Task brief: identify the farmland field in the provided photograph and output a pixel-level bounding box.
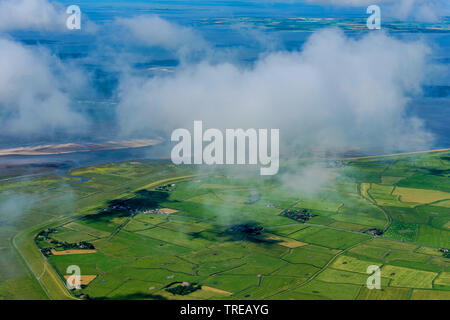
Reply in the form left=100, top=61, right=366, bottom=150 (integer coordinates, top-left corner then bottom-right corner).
left=1, top=150, right=449, bottom=300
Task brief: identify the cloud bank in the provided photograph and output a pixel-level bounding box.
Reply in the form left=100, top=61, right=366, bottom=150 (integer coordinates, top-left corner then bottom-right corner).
left=0, top=38, right=88, bottom=137
left=116, top=28, right=433, bottom=154
left=116, top=15, right=208, bottom=54
left=0, top=0, right=65, bottom=32
left=0, top=12, right=439, bottom=154
left=0, top=0, right=98, bottom=33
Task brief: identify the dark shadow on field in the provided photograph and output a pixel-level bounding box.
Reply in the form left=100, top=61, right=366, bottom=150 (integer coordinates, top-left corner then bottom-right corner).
left=88, top=293, right=168, bottom=300
left=425, top=168, right=450, bottom=175
left=81, top=189, right=176, bottom=223
left=187, top=221, right=282, bottom=245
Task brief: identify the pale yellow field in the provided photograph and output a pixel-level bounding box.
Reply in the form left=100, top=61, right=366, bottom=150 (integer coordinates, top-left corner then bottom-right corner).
left=266, top=234, right=308, bottom=248
left=357, top=287, right=411, bottom=300
left=381, top=265, right=437, bottom=289
left=392, top=187, right=450, bottom=204
left=279, top=241, right=308, bottom=248
left=202, top=286, right=232, bottom=295
left=411, top=289, right=450, bottom=300
left=159, top=208, right=179, bottom=214
left=51, top=249, right=97, bottom=255
left=434, top=272, right=450, bottom=286
left=360, top=183, right=371, bottom=199
left=415, top=246, right=441, bottom=256
left=64, top=275, right=97, bottom=286
left=143, top=208, right=179, bottom=215
left=331, top=255, right=378, bottom=274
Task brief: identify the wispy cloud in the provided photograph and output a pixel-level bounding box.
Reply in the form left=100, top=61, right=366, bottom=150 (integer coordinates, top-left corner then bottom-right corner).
left=0, top=38, right=88, bottom=137
left=115, top=15, right=210, bottom=58
left=0, top=0, right=65, bottom=32
left=0, top=10, right=441, bottom=153
left=0, top=0, right=97, bottom=33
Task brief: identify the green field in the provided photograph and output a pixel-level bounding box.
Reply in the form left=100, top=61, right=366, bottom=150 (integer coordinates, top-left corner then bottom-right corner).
left=0, top=150, right=449, bottom=300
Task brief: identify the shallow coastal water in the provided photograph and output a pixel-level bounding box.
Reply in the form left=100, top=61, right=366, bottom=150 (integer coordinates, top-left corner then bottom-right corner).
left=0, top=143, right=172, bottom=172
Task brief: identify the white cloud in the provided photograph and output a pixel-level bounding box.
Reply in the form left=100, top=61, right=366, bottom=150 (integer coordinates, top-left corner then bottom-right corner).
left=0, top=0, right=66, bottom=32
left=0, top=0, right=98, bottom=33
left=281, top=163, right=334, bottom=195
left=116, top=29, right=434, bottom=154
left=0, top=38, right=88, bottom=136
left=115, top=15, right=209, bottom=56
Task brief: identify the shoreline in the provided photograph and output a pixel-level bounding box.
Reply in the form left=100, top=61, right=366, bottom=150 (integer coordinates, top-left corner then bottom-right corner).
left=0, top=139, right=162, bottom=157
left=342, top=148, right=450, bottom=160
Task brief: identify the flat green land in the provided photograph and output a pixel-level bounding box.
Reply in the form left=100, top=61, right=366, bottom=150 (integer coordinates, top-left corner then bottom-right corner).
left=0, top=150, right=449, bottom=300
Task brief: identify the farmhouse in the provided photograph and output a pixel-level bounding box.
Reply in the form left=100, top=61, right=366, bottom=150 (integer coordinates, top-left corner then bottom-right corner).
left=142, top=208, right=178, bottom=215
left=281, top=208, right=317, bottom=223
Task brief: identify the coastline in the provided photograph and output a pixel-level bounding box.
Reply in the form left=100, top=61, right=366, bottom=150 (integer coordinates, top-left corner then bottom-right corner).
left=0, top=139, right=162, bottom=157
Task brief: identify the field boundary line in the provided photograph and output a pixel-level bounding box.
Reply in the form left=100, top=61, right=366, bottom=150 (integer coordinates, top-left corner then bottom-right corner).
left=10, top=234, right=51, bottom=300
left=266, top=238, right=372, bottom=299
left=13, top=173, right=205, bottom=300
left=358, top=182, right=392, bottom=232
